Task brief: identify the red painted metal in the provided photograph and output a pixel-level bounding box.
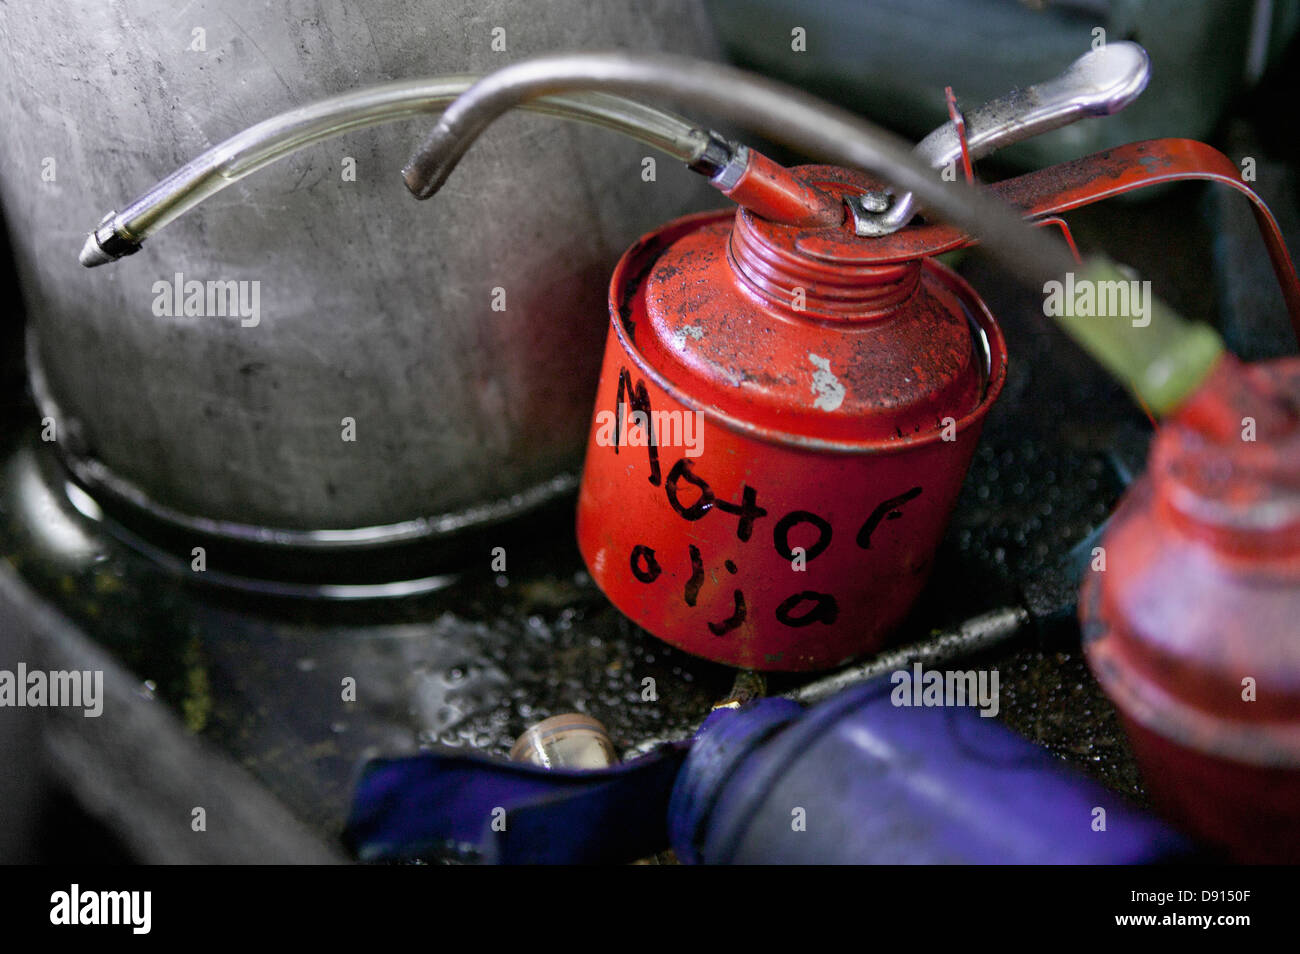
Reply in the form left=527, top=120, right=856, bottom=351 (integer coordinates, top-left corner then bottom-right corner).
left=849, top=138, right=1300, bottom=345
left=719, top=149, right=844, bottom=228
left=1082, top=355, right=1300, bottom=863
left=1034, top=217, right=1082, bottom=265
left=944, top=86, right=974, bottom=185
left=576, top=165, right=1007, bottom=671
left=577, top=137, right=1300, bottom=676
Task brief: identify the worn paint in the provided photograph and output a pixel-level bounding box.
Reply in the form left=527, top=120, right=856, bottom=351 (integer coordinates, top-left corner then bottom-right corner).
left=808, top=354, right=845, bottom=412
left=671, top=325, right=705, bottom=351
left=578, top=187, right=1007, bottom=671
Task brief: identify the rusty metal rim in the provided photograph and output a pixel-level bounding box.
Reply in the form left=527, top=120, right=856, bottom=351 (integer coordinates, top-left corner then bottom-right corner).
left=609, top=209, right=1009, bottom=456
left=25, top=330, right=577, bottom=551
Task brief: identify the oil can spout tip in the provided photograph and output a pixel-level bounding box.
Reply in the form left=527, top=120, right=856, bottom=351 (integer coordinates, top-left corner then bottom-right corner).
left=402, top=125, right=462, bottom=200
left=400, top=161, right=437, bottom=200
left=79, top=233, right=113, bottom=268
left=78, top=215, right=141, bottom=267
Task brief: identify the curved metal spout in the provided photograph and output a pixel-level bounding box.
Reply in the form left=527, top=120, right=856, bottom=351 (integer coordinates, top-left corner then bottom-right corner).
left=79, top=77, right=713, bottom=266
left=403, top=52, right=1076, bottom=289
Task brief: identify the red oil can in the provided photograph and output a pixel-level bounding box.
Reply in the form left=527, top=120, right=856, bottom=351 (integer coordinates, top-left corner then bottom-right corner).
left=576, top=167, right=1007, bottom=671
left=398, top=48, right=1300, bottom=686
left=575, top=135, right=1300, bottom=673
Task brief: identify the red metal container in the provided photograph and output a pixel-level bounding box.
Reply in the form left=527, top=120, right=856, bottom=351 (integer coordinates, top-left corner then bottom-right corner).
left=576, top=166, right=1007, bottom=671
left=575, top=138, right=1300, bottom=674
left=1081, top=356, right=1300, bottom=863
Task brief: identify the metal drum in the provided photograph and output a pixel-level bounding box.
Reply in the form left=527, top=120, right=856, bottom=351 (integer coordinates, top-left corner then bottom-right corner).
left=0, top=1, right=719, bottom=569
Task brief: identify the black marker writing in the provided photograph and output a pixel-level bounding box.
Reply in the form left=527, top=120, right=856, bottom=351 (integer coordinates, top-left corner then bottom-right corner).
left=856, top=487, right=923, bottom=549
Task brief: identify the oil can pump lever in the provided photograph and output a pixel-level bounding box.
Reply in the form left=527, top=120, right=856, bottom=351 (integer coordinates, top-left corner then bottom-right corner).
left=851, top=41, right=1151, bottom=236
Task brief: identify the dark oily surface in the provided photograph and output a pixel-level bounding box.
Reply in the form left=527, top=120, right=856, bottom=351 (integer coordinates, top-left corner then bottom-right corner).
left=0, top=449, right=733, bottom=837
left=0, top=443, right=1143, bottom=836
left=1, top=187, right=1242, bottom=846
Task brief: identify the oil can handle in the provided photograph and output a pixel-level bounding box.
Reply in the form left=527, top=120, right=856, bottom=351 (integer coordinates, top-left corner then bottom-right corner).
left=851, top=41, right=1151, bottom=236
